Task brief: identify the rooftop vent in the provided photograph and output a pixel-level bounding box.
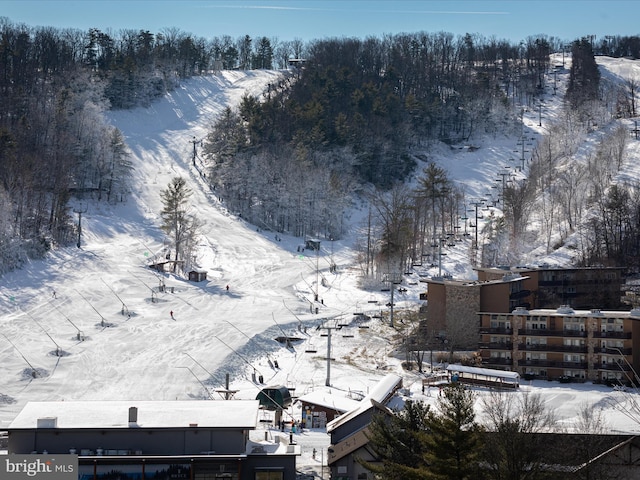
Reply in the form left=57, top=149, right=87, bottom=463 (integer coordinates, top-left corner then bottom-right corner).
left=556, top=305, right=574, bottom=315
left=512, top=306, right=529, bottom=315
left=128, top=406, right=138, bottom=424
left=37, top=417, right=57, bottom=428
left=630, top=308, right=640, bottom=318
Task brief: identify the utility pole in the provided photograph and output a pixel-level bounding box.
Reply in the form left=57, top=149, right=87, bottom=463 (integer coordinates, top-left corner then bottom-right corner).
left=73, top=203, right=88, bottom=248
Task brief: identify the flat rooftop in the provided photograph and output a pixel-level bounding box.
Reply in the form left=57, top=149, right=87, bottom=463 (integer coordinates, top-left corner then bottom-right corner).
left=9, top=400, right=260, bottom=430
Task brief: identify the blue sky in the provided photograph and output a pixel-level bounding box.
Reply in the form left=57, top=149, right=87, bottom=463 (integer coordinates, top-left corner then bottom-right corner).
left=1, top=1, right=639, bottom=44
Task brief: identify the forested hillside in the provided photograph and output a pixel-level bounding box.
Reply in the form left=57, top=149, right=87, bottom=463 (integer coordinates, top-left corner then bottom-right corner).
left=201, top=33, right=640, bottom=275
left=1, top=14, right=640, bottom=276
left=0, top=18, right=299, bottom=274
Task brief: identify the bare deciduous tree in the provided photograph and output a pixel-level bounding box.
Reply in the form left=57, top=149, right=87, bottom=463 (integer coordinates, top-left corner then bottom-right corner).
left=481, top=390, right=556, bottom=480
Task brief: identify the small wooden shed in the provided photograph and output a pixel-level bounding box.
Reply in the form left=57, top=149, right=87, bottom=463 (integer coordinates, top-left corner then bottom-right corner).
left=188, top=268, right=208, bottom=282
left=305, top=239, right=320, bottom=251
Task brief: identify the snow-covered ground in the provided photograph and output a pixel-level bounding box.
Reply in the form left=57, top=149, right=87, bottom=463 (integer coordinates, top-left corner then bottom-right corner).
left=2, top=57, right=640, bottom=474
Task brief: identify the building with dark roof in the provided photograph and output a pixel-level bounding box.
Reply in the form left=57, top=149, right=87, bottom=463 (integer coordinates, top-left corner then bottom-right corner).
left=6, top=400, right=299, bottom=480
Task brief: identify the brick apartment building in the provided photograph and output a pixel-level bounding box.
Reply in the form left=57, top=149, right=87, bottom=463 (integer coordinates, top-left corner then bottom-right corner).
left=479, top=306, right=640, bottom=383
left=422, top=266, right=627, bottom=350
left=475, top=266, right=626, bottom=310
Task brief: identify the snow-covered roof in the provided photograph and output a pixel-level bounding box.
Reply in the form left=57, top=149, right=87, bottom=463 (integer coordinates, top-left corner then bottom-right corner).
left=326, top=374, right=402, bottom=432
left=446, top=365, right=520, bottom=380
left=8, top=400, right=260, bottom=430
left=295, top=390, right=362, bottom=413
left=361, top=373, right=403, bottom=404
left=189, top=267, right=208, bottom=273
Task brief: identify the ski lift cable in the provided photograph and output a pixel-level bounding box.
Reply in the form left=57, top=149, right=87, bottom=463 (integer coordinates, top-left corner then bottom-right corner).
left=174, top=365, right=214, bottom=400
left=212, top=335, right=264, bottom=380
left=282, top=300, right=304, bottom=329
left=222, top=320, right=276, bottom=363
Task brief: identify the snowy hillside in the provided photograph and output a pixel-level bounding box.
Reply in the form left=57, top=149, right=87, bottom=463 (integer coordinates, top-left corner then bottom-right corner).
left=3, top=57, right=640, bottom=447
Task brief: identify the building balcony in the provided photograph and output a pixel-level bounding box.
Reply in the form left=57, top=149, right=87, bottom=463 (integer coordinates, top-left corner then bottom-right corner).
left=482, top=358, right=514, bottom=366
left=595, top=347, right=633, bottom=355
left=598, top=362, right=633, bottom=372
left=479, top=342, right=513, bottom=350
left=518, top=329, right=587, bottom=338
left=517, top=359, right=566, bottom=368
left=519, top=343, right=588, bottom=353
left=480, top=327, right=512, bottom=335
left=593, top=331, right=632, bottom=339
left=516, top=359, right=590, bottom=369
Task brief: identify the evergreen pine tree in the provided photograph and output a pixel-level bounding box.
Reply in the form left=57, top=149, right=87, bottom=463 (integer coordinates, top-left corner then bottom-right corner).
left=359, top=400, right=432, bottom=480
left=160, top=177, right=199, bottom=272
left=423, top=383, right=483, bottom=480
left=566, top=37, right=601, bottom=108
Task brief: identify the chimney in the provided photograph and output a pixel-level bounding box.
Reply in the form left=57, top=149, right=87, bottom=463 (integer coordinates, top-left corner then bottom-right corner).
left=128, top=406, right=138, bottom=424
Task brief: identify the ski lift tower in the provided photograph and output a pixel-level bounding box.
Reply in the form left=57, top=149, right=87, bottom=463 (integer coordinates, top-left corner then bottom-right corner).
left=73, top=203, right=88, bottom=248
left=305, top=239, right=321, bottom=302
left=383, top=272, right=403, bottom=328
left=317, top=319, right=342, bottom=386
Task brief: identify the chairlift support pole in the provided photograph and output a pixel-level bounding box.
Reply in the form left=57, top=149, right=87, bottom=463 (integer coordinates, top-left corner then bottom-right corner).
left=383, top=273, right=402, bottom=328
left=317, top=321, right=342, bottom=386
left=73, top=203, right=88, bottom=249
left=470, top=201, right=484, bottom=250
